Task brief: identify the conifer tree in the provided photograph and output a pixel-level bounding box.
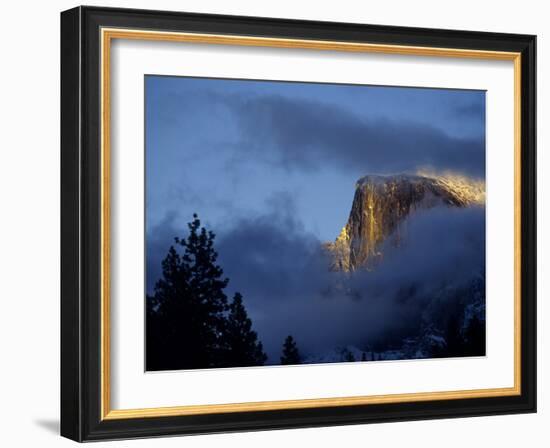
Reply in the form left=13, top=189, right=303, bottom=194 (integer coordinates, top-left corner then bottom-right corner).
left=222, top=293, right=267, bottom=367
left=345, top=352, right=355, bottom=362
left=341, top=348, right=355, bottom=362
left=146, top=214, right=229, bottom=370
left=280, top=335, right=301, bottom=365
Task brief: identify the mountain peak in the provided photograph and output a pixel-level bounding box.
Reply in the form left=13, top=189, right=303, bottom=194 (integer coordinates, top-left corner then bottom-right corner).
left=356, top=173, right=424, bottom=185
left=355, top=173, right=485, bottom=206
left=325, top=173, right=485, bottom=271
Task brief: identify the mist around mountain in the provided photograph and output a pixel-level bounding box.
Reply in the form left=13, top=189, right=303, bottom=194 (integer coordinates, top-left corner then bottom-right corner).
left=317, top=172, right=486, bottom=361
left=325, top=172, right=485, bottom=271
left=146, top=172, right=486, bottom=370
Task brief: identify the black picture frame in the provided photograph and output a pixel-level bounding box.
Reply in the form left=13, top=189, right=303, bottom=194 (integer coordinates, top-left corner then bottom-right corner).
left=61, top=5, right=536, bottom=442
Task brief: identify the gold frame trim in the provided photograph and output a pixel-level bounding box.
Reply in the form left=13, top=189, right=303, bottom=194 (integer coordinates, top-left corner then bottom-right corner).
left=100, top=28, right=522, bottom=421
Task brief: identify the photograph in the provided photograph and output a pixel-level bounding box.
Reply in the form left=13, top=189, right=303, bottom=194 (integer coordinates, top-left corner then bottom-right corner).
left=144, top=76, right=487, bottom=371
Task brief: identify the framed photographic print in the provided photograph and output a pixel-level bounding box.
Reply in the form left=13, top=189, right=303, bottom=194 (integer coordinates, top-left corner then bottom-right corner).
left=60, top=6, right=536, bottom=442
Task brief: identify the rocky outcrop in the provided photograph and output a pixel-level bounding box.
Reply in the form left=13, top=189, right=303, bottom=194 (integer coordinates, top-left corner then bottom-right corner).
left=325, top=173, right=485, bottom=271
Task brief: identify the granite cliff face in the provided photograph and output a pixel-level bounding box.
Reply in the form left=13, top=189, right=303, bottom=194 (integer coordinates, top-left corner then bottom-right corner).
left=325, top=174, right=485, bottom=271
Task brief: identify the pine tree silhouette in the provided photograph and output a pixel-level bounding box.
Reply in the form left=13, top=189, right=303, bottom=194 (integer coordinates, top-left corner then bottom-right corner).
left=146, top=214, right=229, bottom=370
left=222, top=292, right=267, bottom=367
left=341, top=348, right=355, bottom=362
left=345, top=351, right=356, bottom=362
left=280, top=335, right=301, bottom=365
left=146, top=214, right=269, bottom=371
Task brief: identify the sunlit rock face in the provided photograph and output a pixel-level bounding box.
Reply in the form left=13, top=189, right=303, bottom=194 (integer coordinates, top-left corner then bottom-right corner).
left=325, top=173, right=485, bottom=272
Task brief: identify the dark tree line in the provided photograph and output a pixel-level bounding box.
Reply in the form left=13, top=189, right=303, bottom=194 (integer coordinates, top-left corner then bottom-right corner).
left=224, top=293, right=268, bottom=367
left=147, top=214, right=306, bottom=371
left=146, top=214, right=267, bottom=371
left=280, top=335, right=301, bottom=365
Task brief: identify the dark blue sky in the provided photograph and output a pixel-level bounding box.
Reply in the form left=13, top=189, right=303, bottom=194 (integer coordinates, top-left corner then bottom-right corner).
left=145, top=76, right=486, bottom=362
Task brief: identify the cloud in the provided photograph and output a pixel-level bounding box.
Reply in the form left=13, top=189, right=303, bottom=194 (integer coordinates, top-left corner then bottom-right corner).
left=358, top=205, right=486, bottom=296
left=147, top=81, right=486, bottom=179
left=452, top=100, right=485, bottom=119
left=146, top=211, right=180, bottom=295
left=214, top=196, right=485, bottom=362
left=224, top=94, right=485, bottom=178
